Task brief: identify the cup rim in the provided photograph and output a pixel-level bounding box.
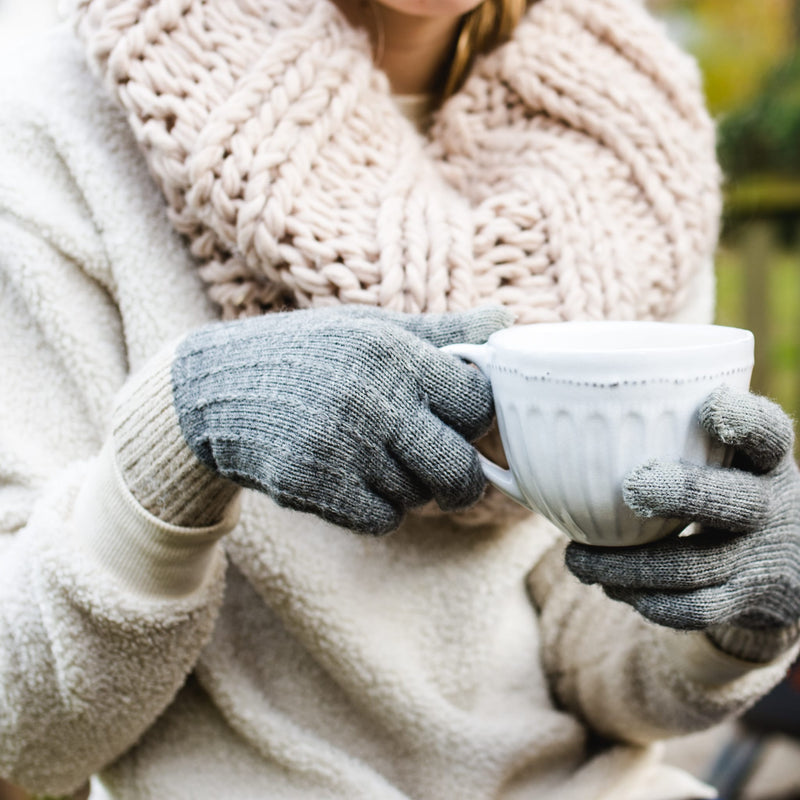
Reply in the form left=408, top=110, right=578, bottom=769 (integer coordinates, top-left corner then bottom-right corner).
left=485, top=322, right=754, bottom=381
left=489, top=321, right=753, bottom=353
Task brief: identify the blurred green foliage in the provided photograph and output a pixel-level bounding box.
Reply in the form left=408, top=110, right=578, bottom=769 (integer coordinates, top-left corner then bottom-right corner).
left=653, top=0, right=797, bottom=114
left=718, top=51, right=800, bottom=178
left=716, top=244, right=800, bottom=399
left=654, top=1, right=800, bottom=428
left=654, top=0, right=800, bottom=177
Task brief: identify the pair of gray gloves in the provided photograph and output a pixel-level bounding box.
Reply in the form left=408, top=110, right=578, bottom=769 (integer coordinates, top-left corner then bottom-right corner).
left=171, top=306, right=800, bottom=645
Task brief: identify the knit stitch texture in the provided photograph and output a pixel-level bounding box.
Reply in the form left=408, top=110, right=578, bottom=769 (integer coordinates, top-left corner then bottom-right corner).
left=171, top=306, right=511, bottom=534
left=566, top=387, right=800, bottom=660
left=69, top=0, right=720, bottom=321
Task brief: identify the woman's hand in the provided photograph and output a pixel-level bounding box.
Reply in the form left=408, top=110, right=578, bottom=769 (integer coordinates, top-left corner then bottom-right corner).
left=171, top=305, right=512, bottom=535
left=565, top=386, right=800, bottom=651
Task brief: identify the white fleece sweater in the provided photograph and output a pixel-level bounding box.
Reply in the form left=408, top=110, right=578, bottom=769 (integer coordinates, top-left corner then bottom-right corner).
left=0, top=22, right=795, bottom=800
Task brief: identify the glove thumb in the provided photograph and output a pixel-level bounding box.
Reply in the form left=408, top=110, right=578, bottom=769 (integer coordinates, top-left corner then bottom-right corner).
left=393, top=306, right=515, bottom=347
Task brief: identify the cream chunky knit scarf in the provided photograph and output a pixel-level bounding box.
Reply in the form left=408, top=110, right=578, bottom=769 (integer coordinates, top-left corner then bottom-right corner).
left=70, top=0, right=720, bottom=322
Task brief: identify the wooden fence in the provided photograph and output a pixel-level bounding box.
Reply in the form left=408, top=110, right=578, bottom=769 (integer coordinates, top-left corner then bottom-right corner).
left=718, top=177, right=800, bottom=431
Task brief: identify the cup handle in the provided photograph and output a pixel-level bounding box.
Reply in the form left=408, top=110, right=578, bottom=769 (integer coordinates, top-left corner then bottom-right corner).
left=441, top=343, right=528, bottom=508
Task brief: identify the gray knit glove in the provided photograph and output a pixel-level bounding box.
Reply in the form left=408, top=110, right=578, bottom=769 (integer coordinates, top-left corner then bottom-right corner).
left=171, top=305, right=512, bottom=535
left=565, top=386, right=800, bottom=657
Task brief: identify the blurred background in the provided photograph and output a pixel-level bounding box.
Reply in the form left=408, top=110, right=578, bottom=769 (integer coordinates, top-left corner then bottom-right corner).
left=0, top=0, right=799, bottom=798
left=652, top=0, right=800, bottom=441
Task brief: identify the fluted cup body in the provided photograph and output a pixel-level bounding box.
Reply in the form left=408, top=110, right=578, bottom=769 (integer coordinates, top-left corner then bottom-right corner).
left=445, top=322, right=754, bottom=547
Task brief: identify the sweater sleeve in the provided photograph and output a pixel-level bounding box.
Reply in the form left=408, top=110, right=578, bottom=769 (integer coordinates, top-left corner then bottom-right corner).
left=0, top=46, right=238, bottom=797
left=527, top=541, right=799, bottom=746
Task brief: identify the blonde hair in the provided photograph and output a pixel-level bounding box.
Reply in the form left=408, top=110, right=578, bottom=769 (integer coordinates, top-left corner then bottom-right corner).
left=442, top=0, right=531, bottom=98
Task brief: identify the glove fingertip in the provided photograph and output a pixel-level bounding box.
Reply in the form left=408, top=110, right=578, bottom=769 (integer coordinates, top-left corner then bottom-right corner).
left=564, top=542, right=599, bottom=584
left=457, top=305, right=516, bottom=344
left=437, top=451, right=487, bottom=512
left=700, top=386, right=795, bottom=471
left=339, top=505, right=404, bottom=537
left=621, top=460, right=668, bottom=518
left=398, top=306, right=515, bottom=347
left=457, top=369, right=496, bottom=441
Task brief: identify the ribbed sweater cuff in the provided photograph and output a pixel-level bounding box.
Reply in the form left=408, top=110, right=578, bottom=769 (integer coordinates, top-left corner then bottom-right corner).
left=112, top=340, right=239, bottom=527
left=660, top=628, right=799, bottom=687
left=706, top=622, right=800, bottom=664
left=73, top=439, right=240, bottom=598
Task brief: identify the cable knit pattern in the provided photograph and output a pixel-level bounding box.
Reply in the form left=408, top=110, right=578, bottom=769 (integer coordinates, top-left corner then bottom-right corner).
left=69, top=0, right=720, bottom=321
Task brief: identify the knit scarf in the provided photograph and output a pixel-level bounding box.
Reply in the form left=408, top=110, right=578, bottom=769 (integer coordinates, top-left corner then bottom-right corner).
left=70, top=0, right=720, bottom=324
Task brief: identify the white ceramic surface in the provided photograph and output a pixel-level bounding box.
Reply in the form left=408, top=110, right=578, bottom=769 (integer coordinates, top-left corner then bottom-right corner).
left=445, top=321, right=754, bottom=547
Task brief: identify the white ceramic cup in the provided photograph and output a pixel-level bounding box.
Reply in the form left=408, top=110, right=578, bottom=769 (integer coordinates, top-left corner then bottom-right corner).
left=444, top=321, right=754, bottom=547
